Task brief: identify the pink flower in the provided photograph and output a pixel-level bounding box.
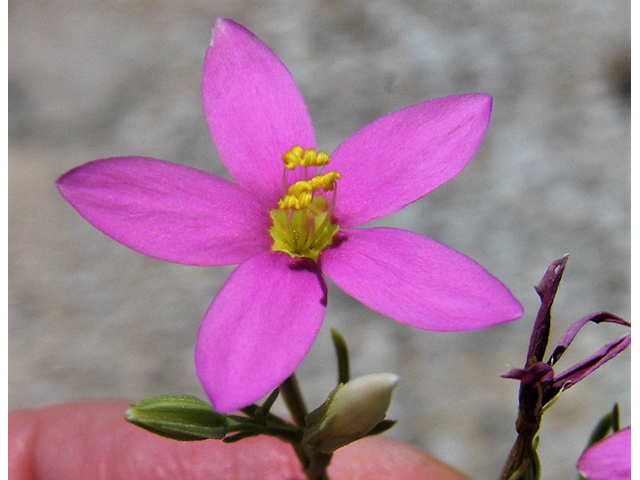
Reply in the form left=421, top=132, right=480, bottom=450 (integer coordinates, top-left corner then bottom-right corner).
left=577, top=427, right=631, bottom=480
left=57, top=19, right=523, bottom=412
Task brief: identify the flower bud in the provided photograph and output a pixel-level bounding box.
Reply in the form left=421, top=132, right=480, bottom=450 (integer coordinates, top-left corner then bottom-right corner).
left=126, top=395, right=229, bottom=441
left=303, top=373, right=399, bottom=454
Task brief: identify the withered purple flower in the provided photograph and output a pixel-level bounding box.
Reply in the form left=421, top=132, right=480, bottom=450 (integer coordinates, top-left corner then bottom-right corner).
left=499, top=256, right=630, bottom=479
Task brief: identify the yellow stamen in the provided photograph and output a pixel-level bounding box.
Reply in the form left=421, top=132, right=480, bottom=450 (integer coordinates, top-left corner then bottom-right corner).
left=270, top=147, right=342, bottom=261
left=282, top=145, right=304, bottom=170
left=281, top=145, right=332, bottom=169
left=310, top=171, right=341, bottom=191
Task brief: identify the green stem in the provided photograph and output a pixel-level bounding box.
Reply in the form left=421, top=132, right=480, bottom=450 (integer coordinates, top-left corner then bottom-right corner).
left=280, top=374, right=308, bottom=428
left=279, top=374, right=334, bottom=480
left=304, top=451, right=333, bottom=480
left=278, top=374, right=312, bottom=474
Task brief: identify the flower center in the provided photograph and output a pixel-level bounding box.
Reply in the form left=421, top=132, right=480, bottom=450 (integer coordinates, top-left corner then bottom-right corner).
left=269, top=146, right=341, bottom=262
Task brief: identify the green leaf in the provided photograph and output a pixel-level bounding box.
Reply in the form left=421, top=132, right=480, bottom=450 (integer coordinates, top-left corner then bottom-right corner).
left=586, top=403, right=621, bottom=448
left=126, top=395, right=229, bottom=441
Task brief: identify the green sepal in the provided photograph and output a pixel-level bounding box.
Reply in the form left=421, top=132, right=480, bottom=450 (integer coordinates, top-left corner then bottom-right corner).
left=331, top=329, right=350, bottom=385
left=586, top=403, right=620, bottom=447
left=252, top=388, right=281, bottom=423
left=508, top=437, right=541, bottom=480
left=365, top=419, right=397, bottom=437
left=222, top=430, right=263, bottom=443
left=126, top=395, right=229, bottom=441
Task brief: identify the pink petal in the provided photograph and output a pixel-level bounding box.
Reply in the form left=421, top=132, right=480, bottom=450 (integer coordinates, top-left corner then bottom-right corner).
left=577, top=427, right=631, bottom=480
left=56, top=157, right=272, bottom=266
left=203, top=18, right=316, bottom=207
left=195, top=251, right=327, bottom=412
left=329, top=94, right=492, bottom=227
left=321, top=228, right=523, bottom=331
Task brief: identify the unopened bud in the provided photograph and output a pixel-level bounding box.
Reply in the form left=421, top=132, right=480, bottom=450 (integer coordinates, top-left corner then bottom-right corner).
left=303, top=373, right=399, bottom=454
left=126, top=395, right=229, bottom=441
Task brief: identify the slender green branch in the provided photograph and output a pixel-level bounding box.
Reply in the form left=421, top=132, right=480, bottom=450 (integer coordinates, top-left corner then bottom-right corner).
left=280, top=374, right=308, bottom=428
left=239, top=406, right=292, bottom=428
left=277, top=374, right=313, bottom=473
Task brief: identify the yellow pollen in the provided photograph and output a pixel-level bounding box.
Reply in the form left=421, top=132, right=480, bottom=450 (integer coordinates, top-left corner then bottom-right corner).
left=281, top=145, right=332, bottom=169
left=270, top=146, right=342, bottom=261
left=282, top=146, right=304, bottom=170
left=310, top=171, right=341, bottom=191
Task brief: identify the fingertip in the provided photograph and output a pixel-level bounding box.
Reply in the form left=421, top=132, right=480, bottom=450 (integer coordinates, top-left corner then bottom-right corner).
left=9, top=409, right=38, bottom=480
left=331, top=436, right=469, bottom=480
left=8, top=401, right=468, bottom=480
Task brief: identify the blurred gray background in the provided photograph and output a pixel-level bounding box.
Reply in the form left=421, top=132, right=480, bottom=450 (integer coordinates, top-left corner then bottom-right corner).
left=9, top=0, right=630, bottom=478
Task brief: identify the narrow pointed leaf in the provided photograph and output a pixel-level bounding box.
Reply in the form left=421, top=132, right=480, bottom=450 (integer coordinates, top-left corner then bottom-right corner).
left=585, top=404, right=621, bottom=449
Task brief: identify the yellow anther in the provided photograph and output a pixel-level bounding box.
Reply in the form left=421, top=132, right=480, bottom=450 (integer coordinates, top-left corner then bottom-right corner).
left=288, top=180, right=314, bottom=197
left=278, top=191, right=313, bottom=210
left=307, top=171, right=341, bottom=192
left=300, top=149, right=331, bottom=167
left=308, top=177, right=323, bottom=191
left=317, top=171, right=341, bottom=191
left=277, top=196, right=294, bottom=210
left=315, top=151, right=331, bottom=166
left=300, top=149, right=317, bottom=167
left=271, top=145, right=341, bottom=261
left=278, top=196, right=295, bottom=210
left=282, top=146, right=332, bottom=169
left=282, top=145, right=304, bottom=169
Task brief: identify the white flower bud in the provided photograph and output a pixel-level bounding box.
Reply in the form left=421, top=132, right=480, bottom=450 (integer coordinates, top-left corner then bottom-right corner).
left=303, top=373, right=399, bottom=454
